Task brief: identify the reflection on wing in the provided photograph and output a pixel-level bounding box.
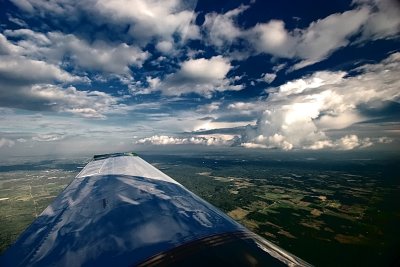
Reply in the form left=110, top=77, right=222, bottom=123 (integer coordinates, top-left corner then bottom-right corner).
left=138, top=231, right=305, bottom=267
left=0, top=152, right=311, bottom=267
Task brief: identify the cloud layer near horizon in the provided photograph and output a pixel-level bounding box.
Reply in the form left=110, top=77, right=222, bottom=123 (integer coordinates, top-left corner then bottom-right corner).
left=0, top=0, right=399, bottom=155
left=137, top=53, right=399, bottom=150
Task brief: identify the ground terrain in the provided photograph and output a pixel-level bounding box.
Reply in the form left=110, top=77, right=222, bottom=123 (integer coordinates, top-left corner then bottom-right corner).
left=0, top=151, right=399, bottom=266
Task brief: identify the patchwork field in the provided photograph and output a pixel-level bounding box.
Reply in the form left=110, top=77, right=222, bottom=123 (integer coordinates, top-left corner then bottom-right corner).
left=1, top=152, right=399, bottom=266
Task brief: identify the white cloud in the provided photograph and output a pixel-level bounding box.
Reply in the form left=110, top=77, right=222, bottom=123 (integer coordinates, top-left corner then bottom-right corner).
left=32, top=133, right=65, bottom=142
left=0, top=33, right=22, bottom=55
left=202, top=1, right=398, bottom=69
left=262, top=73, right=277, bottom=83
left=131, top=56, right=242, bottom=96
left=377, top=137, right=393, bottom=144
left=127, top=76, right=161, bottom=95
left=278, top=71, right=346, bottom=96
left=5, top=29, right=51, bottom=46
left=203, top=5, right=248, bottom=48
left=306, top=140, right=334, bottom=150
left=242, top=134, right=294, bottom=150
left=241, top=52, right=400, bottom=150
left=156, top=41, right=174, bottom=54
left=197, top=102, right=220, bottom=113
left=291, top=8, right=370, bottom=69
left=0, top=138, right=15, bottom=148
left=193, top=121, right=249, bottom=132
left=10, top=0, right=200, bottom=45
left=241, top=142, right=268, bottom=149
left=0, top=31, right=136, bottom=118
left=9, top=0, right=34, bottom=12
left=247, top=8, right=370, bottom=70
left=272, top=63, right=287, bottom=73
left=0, top=55, right=84, bottom=84
left=146, top=76, right=161, bottom=89
left=317, top=110, right=363, bottom=130
left=202, top=6, right=370, bottom=68
left=249, top=20, right=295, bottom=58
left=180, top=56, right=232, bottom=81
left=94, top=0, right=199, bottom=43
left=336, top=135, right=369, bottom=150
left=7, top=14, right=28, bottom=27
left=306, top=135, right=373, bottom=150
left=0, top=82, right=125, bottom=118
left=354, top=0, right=400, bottom=40
left=33, top=85, right=127, bottom=118
left=54, top=34, right=149, bottom=74
left=4, top=30, right=149, bottom=75
left=228, top=102, right=258, bottom=111
left=135, top=135, right=232, bottom=146
left=10, top=0, right=76, bottom=14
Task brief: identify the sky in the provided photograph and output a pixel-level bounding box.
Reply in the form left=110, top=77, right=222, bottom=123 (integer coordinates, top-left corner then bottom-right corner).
left=0, top=0, right=399, bottom=156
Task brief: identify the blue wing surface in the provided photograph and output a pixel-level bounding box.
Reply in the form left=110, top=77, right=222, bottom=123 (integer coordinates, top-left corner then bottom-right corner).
left=0, top=152, right=311, bottom=266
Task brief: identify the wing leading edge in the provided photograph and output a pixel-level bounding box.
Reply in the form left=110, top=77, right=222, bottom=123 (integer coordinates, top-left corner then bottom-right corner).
left=1, top=152, right=311, bottom=266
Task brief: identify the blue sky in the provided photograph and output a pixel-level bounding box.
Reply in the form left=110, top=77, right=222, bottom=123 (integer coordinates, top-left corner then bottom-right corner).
left=0, top=0, right=399, bottom=156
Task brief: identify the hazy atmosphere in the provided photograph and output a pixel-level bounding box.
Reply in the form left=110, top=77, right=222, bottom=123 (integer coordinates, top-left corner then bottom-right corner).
left=1, top=1, right=400, bottom=266
left=0, top=0, right=399, bottom=156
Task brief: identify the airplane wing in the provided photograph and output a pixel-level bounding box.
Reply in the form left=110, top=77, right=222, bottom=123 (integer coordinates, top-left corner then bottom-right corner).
left=0, top=152, right=311, bottom=266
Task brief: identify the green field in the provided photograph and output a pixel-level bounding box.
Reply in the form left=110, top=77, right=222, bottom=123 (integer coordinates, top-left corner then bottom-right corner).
left=1, top=153, right=399, bottom=266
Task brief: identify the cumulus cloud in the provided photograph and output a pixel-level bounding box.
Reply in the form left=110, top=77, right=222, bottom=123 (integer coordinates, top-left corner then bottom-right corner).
left=135, top=135, right=233, bottom=146
left=10, top=0, right=199, bottom=45
left=203, top=5, right=248, bottom=48
left=7, top=14, right=28, bottom=27
left=94, top=0, right=199, bottom=43
left=247, top=8, right=370, bottom=69
left=4, top=30, right=149, bottom=75
left=32, top=133, right=65, bottom=142
left=306, top=135, right=373, bottom=150
left=261, top=73, right=277, bottom=84
left=33, top=85, right=127, bottom=118
left=242, top=134, right=294, bottom=150
left=0, top=55, right=84, bottom=85
left=0, top=138, right=15, bottom=148
left=355, top=0, right=400, bottom=41
left=228, top=102, right=259, bottom=111
left=248, top=20, right=295, bottom=58
left=131, top=56, right=242, bottom=96
left=336, top=135, right=372, bottom=150
left=155, top=40, right=174, bottom=54
left=377, top=137, right=393, bottom=144
left=50, top=34, right=149, bottom=74
left=0, top=32, right=130, bottom=118
left=0, top=83, right=125, bottom=118
left=201, top=4, right=371, bottom=67
left=193, top=120, right=250, bottom=132
left=203, top=1, right=398, bottom=69
left=9, top=0, right=76, bottom=13
left=0, top=33, right=22, bottom=54
left=241, top=142, right=268, bottom=149
left=181, top=56, right=231, bottom=79
left=4, top=0, right=399, bottom=155
left=241, top=52, right=400, bottom=150
left=291, top=8, right=370, bottom=69
left=196, top=102, right=220, bottom=113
